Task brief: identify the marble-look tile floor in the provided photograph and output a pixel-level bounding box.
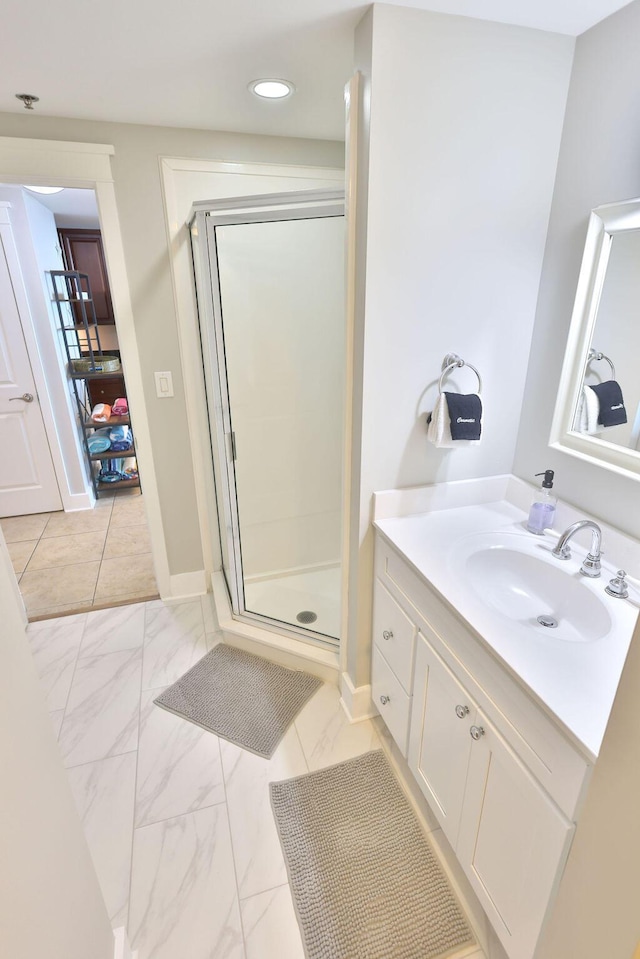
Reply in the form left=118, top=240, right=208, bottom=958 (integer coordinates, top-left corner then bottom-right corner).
left=2, top=490, right=158, bottom=620
left=27, top=596, right=485, bottom=959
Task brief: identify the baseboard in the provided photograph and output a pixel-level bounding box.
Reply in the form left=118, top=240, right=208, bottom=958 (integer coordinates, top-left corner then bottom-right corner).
left=339, top=672, right=375, bottom=722
left=168, top=570, right=207, bottom=601
left=113, top=927, right=137, bottom=959
left=60, top=490, right=95, bottom=512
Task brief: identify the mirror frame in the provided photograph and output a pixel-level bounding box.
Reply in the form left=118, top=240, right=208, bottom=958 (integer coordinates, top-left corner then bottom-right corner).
left=550, top=196, right=640, bottom=481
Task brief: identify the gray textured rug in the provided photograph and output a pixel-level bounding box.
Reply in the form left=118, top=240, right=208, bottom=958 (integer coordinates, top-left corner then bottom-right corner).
left=270, top=750, right=475, bottom=959
left=154, top=644, right=321, bottom=758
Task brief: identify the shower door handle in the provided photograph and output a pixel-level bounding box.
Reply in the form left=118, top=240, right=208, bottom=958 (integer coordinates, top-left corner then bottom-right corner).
left=228, top=431, right=237, bottom=461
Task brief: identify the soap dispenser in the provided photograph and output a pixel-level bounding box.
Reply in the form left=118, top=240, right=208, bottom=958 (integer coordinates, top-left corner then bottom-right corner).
left=527, top=470, right=557, bottom=535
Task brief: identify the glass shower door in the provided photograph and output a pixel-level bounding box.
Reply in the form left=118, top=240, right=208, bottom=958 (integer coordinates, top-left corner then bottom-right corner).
left=191, top=191, right=345, bottom=648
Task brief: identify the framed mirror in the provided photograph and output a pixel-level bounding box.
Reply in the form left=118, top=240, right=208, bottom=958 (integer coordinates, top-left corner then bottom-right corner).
left=550, top=196, right=640, bottom=480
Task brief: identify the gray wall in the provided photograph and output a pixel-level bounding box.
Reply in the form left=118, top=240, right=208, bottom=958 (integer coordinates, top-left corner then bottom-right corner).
left=0, top=112, right=344, bottom=576
left=514, top=0, right=640, bottom=539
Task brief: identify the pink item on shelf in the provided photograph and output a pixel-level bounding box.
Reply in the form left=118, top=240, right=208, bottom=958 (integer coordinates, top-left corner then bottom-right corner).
left=112, top=397, right=128, bottom=416
left=91, top=403, right=112, bottom=423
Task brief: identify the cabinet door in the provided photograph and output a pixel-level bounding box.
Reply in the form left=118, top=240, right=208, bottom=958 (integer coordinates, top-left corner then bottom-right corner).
left=457, top=712, right=574, bottom=959
left=408, top=631, right=476, bottom=847
left=59, top=229, right=114, bottom=325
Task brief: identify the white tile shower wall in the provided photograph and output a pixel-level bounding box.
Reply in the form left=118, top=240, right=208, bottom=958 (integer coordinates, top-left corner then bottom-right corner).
left=219, top=215, right=345, bottom=578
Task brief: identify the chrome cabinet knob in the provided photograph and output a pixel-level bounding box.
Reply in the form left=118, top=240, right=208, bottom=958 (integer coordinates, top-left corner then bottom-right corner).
left=382, top=630, right=393, bottom=641
left=9, top=392, right=34, bottom=402
left=379, top=695, right=390, bottom=706
left=470, top=725, right=485, bottom=741
left=455, top=704, right=470, bottom=719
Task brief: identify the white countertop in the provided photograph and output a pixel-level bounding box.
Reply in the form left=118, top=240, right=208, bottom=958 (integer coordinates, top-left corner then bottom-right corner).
left=375, top=500, right=640, bottom=759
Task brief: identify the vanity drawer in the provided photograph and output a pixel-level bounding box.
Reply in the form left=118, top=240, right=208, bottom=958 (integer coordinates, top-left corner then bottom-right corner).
left=372, top=645, right=411, bottom=756
left=372, top=578, right=417, bottom=691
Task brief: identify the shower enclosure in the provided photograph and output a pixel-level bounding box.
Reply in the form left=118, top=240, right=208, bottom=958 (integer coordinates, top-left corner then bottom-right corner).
left=190, top=191, right=345, bottom=649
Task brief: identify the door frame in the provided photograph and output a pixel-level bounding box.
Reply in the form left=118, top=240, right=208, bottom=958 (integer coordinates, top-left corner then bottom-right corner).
left=159, top=157, right=344, bottom=600
left=0, top=136, right=171, bottom=597
left=191, top=190, right=345, bottom=649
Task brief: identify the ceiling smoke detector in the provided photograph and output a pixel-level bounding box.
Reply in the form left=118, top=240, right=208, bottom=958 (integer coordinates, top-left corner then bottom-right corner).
left=249, top=79, right=294, bottom=100
left=15, top=93, right=39, bottom=110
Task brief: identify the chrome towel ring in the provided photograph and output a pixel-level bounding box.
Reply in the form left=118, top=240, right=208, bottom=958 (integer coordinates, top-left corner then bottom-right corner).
left=587, top=348, right=616, bottom=380
left=438, top=352, right=482, bottom=394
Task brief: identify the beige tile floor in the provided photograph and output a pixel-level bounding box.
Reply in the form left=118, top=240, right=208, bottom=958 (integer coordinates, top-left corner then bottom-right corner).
left=2, top=490, right=158, bottom=620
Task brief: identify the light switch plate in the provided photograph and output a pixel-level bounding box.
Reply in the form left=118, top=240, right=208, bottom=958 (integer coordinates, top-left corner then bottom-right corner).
left=154, top=371, right=174, bottom=398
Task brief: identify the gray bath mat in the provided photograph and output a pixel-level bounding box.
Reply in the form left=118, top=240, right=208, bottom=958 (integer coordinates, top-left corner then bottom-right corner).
left=154, top=644, right=321, bottom=758
left=270, top=750, right=475, bottom=959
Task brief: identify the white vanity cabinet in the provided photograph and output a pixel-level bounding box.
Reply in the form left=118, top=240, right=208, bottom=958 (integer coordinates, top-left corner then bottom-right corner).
left=371, top=532, right=590, bottom=959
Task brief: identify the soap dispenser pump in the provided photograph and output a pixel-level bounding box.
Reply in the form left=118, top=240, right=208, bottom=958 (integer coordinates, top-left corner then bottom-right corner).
left=527, top=470, right=557, bottom=535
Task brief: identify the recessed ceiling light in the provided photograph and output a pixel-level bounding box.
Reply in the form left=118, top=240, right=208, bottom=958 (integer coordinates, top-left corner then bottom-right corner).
left=24, top=186, right=65, bottom=195
left=249, top=79, right=295, bottom=100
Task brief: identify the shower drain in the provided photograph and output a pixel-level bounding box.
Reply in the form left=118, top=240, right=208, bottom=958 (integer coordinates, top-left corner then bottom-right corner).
left=296, top=610, right=318, bottom=625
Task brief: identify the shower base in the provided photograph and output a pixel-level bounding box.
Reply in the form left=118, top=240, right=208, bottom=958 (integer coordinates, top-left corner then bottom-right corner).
left=244, top=564, right=341, bottom=641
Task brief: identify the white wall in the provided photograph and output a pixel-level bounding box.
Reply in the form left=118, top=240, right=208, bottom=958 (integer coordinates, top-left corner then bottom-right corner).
left=0, top=533, right=113, bottom=959
left=0, top=112, right=344, bottom=579
left=514, top=0, right=640, bottom=539
left=217, top=215, right=345, bottom=577
left=0, top=186, right=92, bottom=509
left=348, top=4, right=574, bottom=684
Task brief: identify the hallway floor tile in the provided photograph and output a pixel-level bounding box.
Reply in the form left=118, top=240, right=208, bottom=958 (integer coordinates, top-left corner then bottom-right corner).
left=2, top=490, right=159, bottom=619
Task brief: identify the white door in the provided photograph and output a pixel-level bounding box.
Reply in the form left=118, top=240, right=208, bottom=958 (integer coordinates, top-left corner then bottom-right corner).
left=0, top=214, right=62, bottom=517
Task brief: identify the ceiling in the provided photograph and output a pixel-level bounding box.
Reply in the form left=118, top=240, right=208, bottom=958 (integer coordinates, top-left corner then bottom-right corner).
left=0, top=0, right=633, bottom=142
left=21, top=187, right=100, bottom=228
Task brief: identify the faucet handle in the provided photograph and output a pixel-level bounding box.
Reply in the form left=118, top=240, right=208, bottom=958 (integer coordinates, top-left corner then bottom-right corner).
left=605, top=570, right=629, bottom=599
left=580, top=551, right=602, bottom=578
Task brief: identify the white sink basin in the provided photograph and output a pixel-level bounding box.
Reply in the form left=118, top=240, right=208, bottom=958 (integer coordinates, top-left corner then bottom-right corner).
left=450, top=532, right=612, bottom=643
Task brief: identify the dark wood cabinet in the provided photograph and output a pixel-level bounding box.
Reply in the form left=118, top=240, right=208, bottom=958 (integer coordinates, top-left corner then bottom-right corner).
left=58, top=229, right=115, bottom=325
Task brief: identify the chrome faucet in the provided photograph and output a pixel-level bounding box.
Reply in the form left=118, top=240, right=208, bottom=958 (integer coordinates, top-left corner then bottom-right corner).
left=551, top=520, right=602, bottom=577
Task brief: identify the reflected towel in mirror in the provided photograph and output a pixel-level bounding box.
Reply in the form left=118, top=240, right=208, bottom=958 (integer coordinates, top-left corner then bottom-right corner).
left=575, top=380, right=627, bottom=433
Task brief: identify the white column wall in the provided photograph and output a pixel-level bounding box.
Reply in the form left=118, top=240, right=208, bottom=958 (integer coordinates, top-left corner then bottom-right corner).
left=349, top=5, right=574, bottom=685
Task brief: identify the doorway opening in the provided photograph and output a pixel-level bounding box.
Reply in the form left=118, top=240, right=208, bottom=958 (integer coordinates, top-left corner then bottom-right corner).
left=0, top=183, right=158, bottom=618
left=190, top=190, right=345, bottom=650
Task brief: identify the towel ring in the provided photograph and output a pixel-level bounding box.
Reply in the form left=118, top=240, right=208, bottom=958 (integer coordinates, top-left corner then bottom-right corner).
left=587, top=349, right=616, bottom=380
left=438, top=353, right=482, bottom=394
